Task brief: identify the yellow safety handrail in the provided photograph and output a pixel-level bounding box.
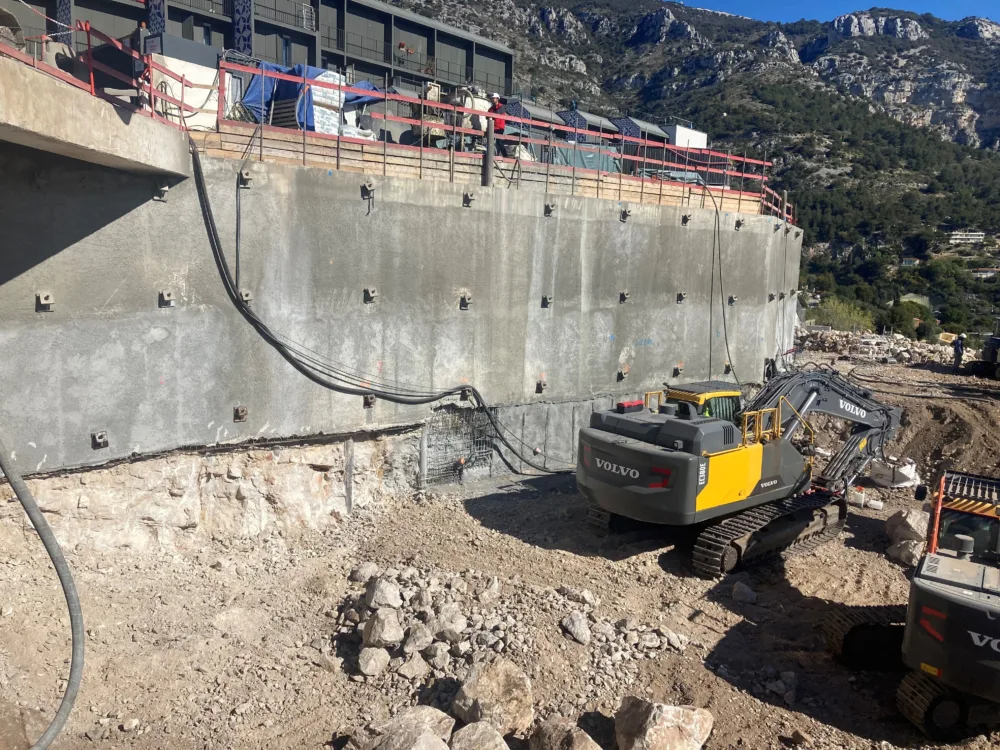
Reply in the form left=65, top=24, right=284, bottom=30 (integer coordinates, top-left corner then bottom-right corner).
left=741, top=405, right=781, bottom=445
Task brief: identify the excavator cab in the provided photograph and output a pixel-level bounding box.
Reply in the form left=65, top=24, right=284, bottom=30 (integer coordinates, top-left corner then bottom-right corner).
left=662, top=382, right=742, bottom=423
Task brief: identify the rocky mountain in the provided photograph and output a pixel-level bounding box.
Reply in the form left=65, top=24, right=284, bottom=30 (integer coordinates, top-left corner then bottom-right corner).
left=395, top=1, right=1000, bottom=331
left=397, top=1, right=1000, bottom=150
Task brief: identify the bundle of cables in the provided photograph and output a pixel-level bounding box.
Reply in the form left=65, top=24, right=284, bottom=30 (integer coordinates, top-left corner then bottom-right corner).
left=189, top=142, right=571, bottom=475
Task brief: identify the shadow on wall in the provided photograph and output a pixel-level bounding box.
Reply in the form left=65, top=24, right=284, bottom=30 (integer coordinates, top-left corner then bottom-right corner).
left=0, top=141, right=160, bottom=286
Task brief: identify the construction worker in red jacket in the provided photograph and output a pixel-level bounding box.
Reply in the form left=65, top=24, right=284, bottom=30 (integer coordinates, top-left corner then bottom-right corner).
left=488, top=93, right=509, bottom=157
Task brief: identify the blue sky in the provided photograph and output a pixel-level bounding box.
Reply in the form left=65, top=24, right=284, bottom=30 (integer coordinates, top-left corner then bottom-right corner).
left=677, top=1, right=999, bottom=24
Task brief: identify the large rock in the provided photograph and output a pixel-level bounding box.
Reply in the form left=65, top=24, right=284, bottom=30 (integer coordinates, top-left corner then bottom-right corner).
left=371, top=733, right=449, bottom=750
left=561, top=611, right=592, bottom=645
left=452, top=658, right=534, bottom=736
left=404, top=624, right=435, bottom=655
left=888, top=539, right=925, bottom=567
left=759, top=29, right=800, bottom=63
left=433, top=603, right=468, bottom=643
left=530, top=718, right=602, bottom=749
left=538, top=7, right=588, bottom=44
left=886, top=509, right=929, bottom=544
left=364, top=609, right=405, bottom=648
left=350, top=562, right=380, bottom=583
left=450, top=721, right=508, bottom=750
left=358, top=647, right=390, bottom=676
left=424, top=642, right=451, bottom=671
left=615, top=696, right=714, bottom=750
left=731, top=582, right=757, bottom=604
left=368, top=706, right=455, bottom=750
left=398, top=654, right=430, bottom=681
left=366, top=578, right=403, bottom=609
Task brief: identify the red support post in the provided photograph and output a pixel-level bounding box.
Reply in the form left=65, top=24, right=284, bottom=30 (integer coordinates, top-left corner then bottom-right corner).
left=84, top=22, right=95, bottom=96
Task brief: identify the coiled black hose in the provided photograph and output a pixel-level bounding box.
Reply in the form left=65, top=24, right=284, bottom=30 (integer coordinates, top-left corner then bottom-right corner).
left=0, top=436, right=84, bottom=749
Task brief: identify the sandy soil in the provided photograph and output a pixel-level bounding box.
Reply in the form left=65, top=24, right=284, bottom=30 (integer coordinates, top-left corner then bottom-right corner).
left=2, top=359, right=1000, bottom=750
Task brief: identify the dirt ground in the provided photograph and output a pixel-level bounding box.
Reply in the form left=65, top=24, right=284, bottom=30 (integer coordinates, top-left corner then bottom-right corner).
left=2, top=359, right=1000, bottom=750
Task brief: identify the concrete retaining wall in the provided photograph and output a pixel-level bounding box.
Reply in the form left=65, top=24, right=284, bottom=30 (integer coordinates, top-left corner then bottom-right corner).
left=0, top=141, right=800, bottom=474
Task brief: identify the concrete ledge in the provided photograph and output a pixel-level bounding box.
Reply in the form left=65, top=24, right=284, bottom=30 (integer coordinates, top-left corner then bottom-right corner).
left=0, top=55, right=191, bottom=177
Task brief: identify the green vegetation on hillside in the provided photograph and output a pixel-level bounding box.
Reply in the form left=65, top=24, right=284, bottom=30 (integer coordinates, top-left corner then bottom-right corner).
left=654, top=75, right=1000, bottom=337
left=670, top=80, right=1000, bottom=248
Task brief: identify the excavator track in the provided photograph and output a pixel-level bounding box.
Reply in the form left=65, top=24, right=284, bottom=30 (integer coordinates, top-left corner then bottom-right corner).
left=691, top=491, right=847, bottom=578
left=823, top=604, right=907, bottom=670
left=897, top=671, right=966, bottom=741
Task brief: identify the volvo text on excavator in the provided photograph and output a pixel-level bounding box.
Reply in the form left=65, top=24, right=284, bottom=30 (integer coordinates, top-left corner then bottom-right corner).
left=576, top=366, right=901, bottom=577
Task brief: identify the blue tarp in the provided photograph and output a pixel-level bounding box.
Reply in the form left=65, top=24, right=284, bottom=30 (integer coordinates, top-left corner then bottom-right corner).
left=241, top=63, right=387, bottom=129
left=344, top=79, right=384, bottom=106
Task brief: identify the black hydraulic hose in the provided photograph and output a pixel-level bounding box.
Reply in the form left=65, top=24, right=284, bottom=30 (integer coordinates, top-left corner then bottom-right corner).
left=703, top=186, right=741, bottom=385
left=0, top=436, right=84, bottom=750
left=188, top=142, right=570, bottom=474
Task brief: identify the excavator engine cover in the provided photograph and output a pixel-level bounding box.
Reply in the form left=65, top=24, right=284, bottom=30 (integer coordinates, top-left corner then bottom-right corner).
left=577, top=409, right=808, bottom=526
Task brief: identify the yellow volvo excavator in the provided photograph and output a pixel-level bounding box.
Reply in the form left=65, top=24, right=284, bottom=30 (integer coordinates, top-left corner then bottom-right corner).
left=576, top=366, right=901, bottom=576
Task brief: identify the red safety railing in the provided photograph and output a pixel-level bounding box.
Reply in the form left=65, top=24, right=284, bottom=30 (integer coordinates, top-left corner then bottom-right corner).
left=216, top=60, right=794, bottom=221
left=77, top=22, right=204, bottom=130
left=0, top=22, right=206, bottom=132
left=0, top=24, right=794, bottom=222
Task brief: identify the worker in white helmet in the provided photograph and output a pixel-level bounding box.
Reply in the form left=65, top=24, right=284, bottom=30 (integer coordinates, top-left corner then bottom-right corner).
left=488, top=93, right=509, bottom=157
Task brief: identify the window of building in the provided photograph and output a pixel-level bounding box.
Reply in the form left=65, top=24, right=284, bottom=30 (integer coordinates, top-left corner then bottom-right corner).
left=203, top=23, right=212, bottom=45
left=282, top=36, right=291, bottom=66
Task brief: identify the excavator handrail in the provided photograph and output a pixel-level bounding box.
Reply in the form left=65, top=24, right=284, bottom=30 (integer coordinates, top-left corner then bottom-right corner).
left=741, top=406, right=781, bottom=445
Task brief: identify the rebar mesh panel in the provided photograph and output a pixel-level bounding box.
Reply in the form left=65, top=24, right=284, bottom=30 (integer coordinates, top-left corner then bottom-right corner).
left=425, top=406, right=497, bottom=486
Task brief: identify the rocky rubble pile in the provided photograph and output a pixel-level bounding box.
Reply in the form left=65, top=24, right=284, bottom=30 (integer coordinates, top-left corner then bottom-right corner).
left=326, top=563, right=696, bottom=716
left=797, top=329, right=975, bottom=365
left=341, top=695, right=713, bottom=750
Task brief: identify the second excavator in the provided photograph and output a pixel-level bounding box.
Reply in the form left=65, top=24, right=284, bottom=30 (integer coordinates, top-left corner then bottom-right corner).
left=576, top=366, right=901, bottom=576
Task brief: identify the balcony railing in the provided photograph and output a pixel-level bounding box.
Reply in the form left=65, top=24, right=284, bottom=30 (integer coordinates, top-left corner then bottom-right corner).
left=255, top=2, right=315, bottom=31
left=320, top=24, right=342, bottom=50
left=392, top=43, right=434, bottom=76
left=343, top=28, right=388, bottom=63
left=317, top=29, right=512, bottom=94
left=172, top=0, right=233, bottom=16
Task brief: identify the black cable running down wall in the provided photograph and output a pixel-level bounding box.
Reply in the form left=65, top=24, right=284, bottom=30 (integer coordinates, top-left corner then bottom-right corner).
left=188, top=143, right=570, bottom=475
left=0, top=435, right=84, bottom=750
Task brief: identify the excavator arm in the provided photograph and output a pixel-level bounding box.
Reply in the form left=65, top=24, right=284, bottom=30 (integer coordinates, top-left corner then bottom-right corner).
left=744, top=365, right=902, bottom=488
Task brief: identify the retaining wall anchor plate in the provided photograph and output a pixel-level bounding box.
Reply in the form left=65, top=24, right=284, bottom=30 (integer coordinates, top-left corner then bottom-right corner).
left=35, top=291, right=54, bottom=312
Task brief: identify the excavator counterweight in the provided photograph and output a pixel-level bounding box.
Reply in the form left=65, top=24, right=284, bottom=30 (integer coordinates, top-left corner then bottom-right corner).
left=576, top=366, right=901, bottom=576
